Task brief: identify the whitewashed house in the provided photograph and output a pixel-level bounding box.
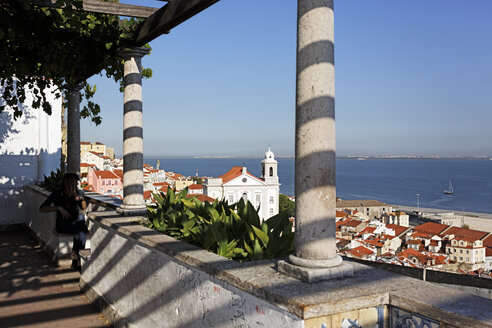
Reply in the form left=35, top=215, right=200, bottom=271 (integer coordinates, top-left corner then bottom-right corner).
left=203, top=147, right=280, bottom=220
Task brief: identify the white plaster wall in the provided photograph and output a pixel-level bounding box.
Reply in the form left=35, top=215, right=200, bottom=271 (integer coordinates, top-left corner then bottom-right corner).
left=0, top=84, right=62, bottom=225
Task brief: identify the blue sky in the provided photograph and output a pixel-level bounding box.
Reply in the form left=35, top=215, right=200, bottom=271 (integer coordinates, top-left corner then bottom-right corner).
left=81, top=0, right=492, bottom=157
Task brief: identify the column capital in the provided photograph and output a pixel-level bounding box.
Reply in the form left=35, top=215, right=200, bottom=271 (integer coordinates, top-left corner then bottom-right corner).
left=119, top=47, right=151, bottom=60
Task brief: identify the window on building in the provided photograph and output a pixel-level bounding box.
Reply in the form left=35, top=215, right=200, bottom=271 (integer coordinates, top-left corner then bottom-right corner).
left=255, top=193, right=261, bottom=204
left=228, top=195, right=234, bottom=204
left=460, top=249, right=463, bottom=253
left=459, top=257, right=463, bottom=261
left=100, top=188, right=103, bottom=193
left=269, top=167, right=273, bottom=177
left=102, top=180, right=105, bottom=185
left=242, top=193, right=247, bottom=203
left=466, top=250, right=469, bottom=254
left=466, top=258, right=469, bottom=262
left=269, top=196, right=274, bottom=204
left=453, top=249, right=456, bottom=253
left=269, top=208, right=273, bottom=215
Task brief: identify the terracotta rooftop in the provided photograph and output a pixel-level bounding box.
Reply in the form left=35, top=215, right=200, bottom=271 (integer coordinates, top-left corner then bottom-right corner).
left=94, top=170, right=120, bottom=180
left=414, top=222, right=449, bottom=235
left=386, top=224, right=410, bottom=237
left=348, top=246, right=374, bottom=257
left=336, top=210, right=349, bottom=218
left=188, top=184, right=203, bottom=190
left=444, top=226, right=488, bottom=241
left=219, top=166, right=262, bottom=184
left=113, top=169, right=123, bottom=180
left=187, top=194, right=215, bottom=203
left=340, top=219, right=364, bottom=228
left=483, top=233, right=492, bottom=248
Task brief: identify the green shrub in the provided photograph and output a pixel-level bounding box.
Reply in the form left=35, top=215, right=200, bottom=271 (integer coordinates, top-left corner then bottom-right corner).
left=40, top=169, right=64, bottom=191
left=145, top=188, right=294, bottom=261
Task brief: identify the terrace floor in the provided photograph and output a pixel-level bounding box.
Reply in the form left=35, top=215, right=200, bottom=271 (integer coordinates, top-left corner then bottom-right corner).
left=0, top=230, right=108, bottom=328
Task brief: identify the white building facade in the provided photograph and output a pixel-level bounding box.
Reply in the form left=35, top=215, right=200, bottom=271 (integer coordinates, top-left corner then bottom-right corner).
left=203, top=148, right=280, bottom=221
left=0, top=84, right=62, bottom=225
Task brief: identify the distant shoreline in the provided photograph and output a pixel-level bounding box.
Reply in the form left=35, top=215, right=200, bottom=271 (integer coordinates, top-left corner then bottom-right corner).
left=143, top=155, right=492, bottom=160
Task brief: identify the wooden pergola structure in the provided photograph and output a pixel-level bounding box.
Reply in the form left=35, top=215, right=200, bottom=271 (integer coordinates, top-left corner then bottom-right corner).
left=7, top=0, right=348, bottom=282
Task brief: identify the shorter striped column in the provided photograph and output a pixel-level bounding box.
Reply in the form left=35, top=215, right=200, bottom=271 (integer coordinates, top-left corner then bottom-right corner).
left=118, top=47, right=150, bottom=215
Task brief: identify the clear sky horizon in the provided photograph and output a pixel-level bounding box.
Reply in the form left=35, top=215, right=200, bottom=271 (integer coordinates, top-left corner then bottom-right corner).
left=81, top=0, right=492, bottom=158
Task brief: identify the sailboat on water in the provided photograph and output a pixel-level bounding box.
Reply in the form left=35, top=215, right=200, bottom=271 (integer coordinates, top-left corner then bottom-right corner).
left=444, top=179, right=454, bottom=195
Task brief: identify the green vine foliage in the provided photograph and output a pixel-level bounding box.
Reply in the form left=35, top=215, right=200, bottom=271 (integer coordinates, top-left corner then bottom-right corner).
left=0, top=0, right=152, bottom=125
left=39, top=168, right=64, bottom=191
left=145, top=188, right=295, bottom=261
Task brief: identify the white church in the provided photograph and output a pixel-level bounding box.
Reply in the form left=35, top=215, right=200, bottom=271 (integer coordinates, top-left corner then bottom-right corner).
left=203, top=148, right=280, bottom=220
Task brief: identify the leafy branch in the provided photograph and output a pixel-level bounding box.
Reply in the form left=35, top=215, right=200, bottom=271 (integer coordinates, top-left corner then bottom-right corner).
left=0, top=0, right=152, bottom=125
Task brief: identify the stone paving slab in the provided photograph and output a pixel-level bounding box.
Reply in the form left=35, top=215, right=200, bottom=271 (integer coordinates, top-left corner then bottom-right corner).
left=0, top=230, right=108, bottom=328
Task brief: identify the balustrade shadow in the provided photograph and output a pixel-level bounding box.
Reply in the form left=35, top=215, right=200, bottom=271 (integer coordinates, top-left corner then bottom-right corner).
left=0, top=230, right=106, bottom=328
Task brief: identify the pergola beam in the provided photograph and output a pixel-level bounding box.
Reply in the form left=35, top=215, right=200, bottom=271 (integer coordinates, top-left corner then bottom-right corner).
left=0, top=0, right=161, bottom=18
left=133, top=0, right=220, bottom=46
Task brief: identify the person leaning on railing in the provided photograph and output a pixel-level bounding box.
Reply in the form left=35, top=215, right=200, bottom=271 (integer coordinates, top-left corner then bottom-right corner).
left=39, top=172, right=88, bottom=270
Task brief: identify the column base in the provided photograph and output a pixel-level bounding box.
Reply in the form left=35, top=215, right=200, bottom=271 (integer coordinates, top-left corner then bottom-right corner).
left=117, top=204, right=148, bottom=216
left=278, top=257, right=353, bottom=283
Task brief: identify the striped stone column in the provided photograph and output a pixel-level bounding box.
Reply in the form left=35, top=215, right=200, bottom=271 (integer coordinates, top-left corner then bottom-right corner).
left=66, top=83, right=83, bottom=174
left=278, top=0, right=352, bottom=282
left=118, top=47, right=150, bottom=215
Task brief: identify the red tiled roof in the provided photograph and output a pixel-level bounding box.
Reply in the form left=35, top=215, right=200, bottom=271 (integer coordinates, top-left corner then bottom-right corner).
left=410, top=232, right=433, bottom=239
left=483, top=234, right=492, bottom=248
left=80, top=163, right=96, bottom=167
left=336, top=210, right=349, bottom=218
left=341, top=219, right=364, bottom=228
left=94, top=171, right=120, bottom=180
left=219, top=166, right=261, bottom=184
left=80, top=141, right=91, bottom=145
left=188, top=184, right=203, bottom=190
left=444, top=226, right=488, bottom=241
left=83, top=184, right=94, bottom=192
left=398, top=248, right=432, bottom=265
left=143, top=190, right=152, bottom=200
left=414, top=222, right=449, bottom=235
left=153, top=182, right=170, bottom=186
left=407, top=239, right=423, bottom=245
left=486, top=248, right=492, bottom=257
left=186, top=194, right=215, bottom=203
left=365, top=238, right=384, bottom=248
left=348, top=246, right=374, bottom=257
left=360, top=226, right=376, bottom=234
left=113, top=169, right=123, bottom=180
left=158, top=186, right=169, bottom=193
left=386, top=224, right=409, bottom=237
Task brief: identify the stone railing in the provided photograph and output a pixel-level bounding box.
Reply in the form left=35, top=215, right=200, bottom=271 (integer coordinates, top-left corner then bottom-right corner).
left=23, top=185, right=119, bottom=263
left=80, top=210, right=492, bottom=328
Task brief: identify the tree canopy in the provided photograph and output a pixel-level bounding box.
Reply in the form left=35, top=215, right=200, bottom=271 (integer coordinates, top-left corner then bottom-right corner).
left=0, top=0, right=152, bottom=124
left=279, top=194, right=295, bottom=218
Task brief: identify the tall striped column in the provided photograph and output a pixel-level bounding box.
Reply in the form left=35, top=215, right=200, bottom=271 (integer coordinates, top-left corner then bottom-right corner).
left=118, top=47, right=150, bottom=215
left=278, top=0, right=352, bottom=282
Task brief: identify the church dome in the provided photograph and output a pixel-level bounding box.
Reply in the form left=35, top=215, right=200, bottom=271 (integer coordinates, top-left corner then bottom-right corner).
left=261, top=147, right=277, bottom=164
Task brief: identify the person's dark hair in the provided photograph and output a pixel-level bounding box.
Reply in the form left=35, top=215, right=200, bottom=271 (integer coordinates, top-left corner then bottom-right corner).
left=61, top=173, right=80, bottom=196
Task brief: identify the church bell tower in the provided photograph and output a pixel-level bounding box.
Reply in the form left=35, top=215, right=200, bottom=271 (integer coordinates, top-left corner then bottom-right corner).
left=261, top=147, right=279, bottom=185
